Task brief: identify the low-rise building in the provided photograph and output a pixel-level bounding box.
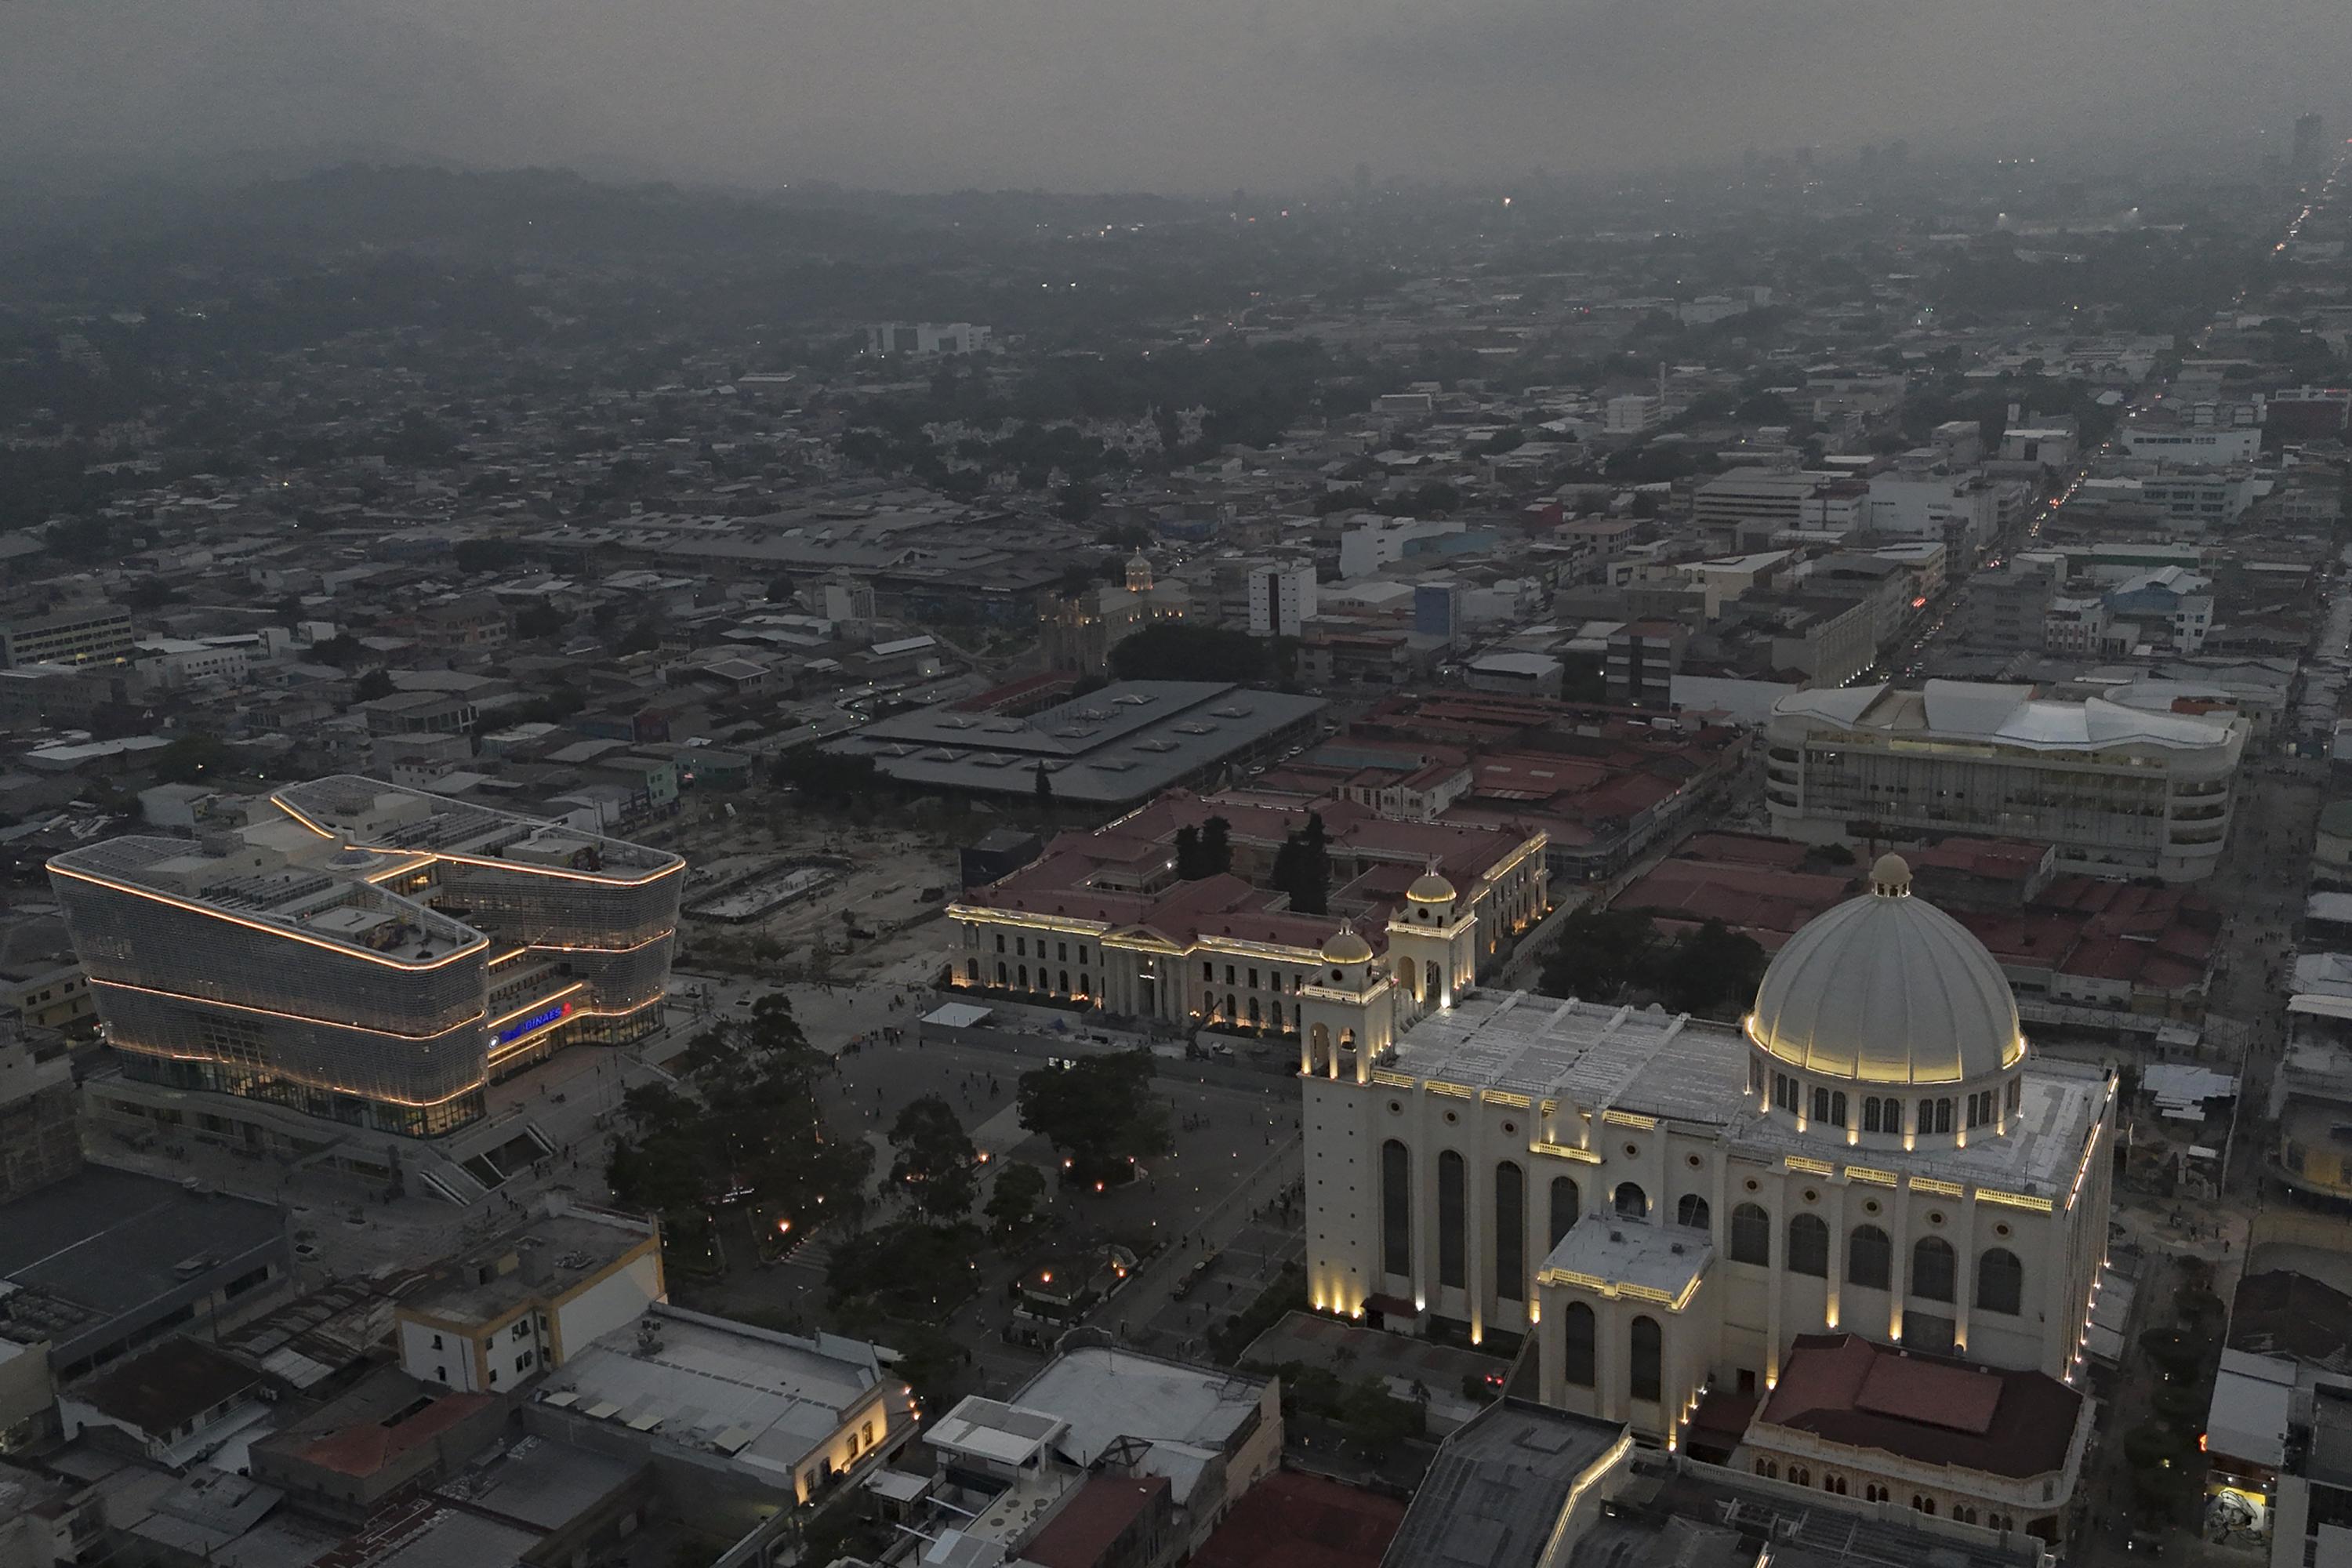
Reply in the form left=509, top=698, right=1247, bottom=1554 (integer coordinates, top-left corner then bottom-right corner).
left=949, top=789, right=1545, bottom=1033
left=1735, top=1332, right=2089, bottom=1537
left=0, top=1165, right=289, bottom=1387
left=395, top=1196, right=664, bottom=1394
left=528, top=1303, right=911, bottom=1520
left=58, top=1336, right=270, bottom=1467
left=0, top=1022, right=79, bottom=1203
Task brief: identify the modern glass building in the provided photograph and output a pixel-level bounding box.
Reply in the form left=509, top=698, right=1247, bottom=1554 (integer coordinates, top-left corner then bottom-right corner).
left=50, top=775, right=683, bottom=1143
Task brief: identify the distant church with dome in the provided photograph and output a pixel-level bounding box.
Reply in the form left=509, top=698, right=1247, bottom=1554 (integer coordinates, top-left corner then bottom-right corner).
left=1301, top=855, right=2114, bottom=1526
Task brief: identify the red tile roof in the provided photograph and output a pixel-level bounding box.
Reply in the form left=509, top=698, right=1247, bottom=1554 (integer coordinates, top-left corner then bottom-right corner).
left=1757, top=1334, right=2081, bottom=1479
left=1191, top=1472, right=1407, bottom=1568
left=299, top=1392, right=497, bottom=1478
left=1023, top=1474, right=1169, bottom=1568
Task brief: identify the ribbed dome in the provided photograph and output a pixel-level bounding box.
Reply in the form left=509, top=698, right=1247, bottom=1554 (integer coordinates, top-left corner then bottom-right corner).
left=1405, top=869, right=1457, bottom=904
left=1748, top=855, right=2023, bottom=1085
left=1322, top=924, right=1374, bottom=964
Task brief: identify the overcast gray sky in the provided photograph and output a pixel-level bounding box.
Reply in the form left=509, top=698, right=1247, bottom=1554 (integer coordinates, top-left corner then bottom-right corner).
left=7, top=0, right=2347, bottom=193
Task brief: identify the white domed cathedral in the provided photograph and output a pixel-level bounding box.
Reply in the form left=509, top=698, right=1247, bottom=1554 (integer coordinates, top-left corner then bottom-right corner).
left=1301, top=855, right=2114, bottom=1455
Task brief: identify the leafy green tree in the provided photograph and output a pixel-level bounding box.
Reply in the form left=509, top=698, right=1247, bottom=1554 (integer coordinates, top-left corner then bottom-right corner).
left=452, top=537, right=524, bottom=575
left=889, top=1096, right=978, bottom=1222
left=1654, top=920, right=1766, bottom=1018
left=1537, top=907, right=1659, bottom=1002
left=1034, top=761, right=1054, bottom=808
left=514, top=598, right=568, bottom=639
left=1198, top=816, right=1233, bottom=877
left=150, top=732, right=234, bottom=784
left=985, top=1162, right=1047, bottom=1236
left=354, top=668, right=396, bottom=703
left=1173, top=826, right=1203, bottom=879
left=775, top=750, right=882, bottom=809
left=1108, top=623, right=1272, bottom=684
left=607, top=995, right=873, bottom=1246
left=1018, top=1051, right=1169, bottom=1187
left=1271, top=812, right=1331, bottom=914
left=309, top=633, right=365, bottom=668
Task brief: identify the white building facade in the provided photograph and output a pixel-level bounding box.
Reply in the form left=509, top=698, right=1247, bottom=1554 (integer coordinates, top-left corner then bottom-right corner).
left=1247, top=563, right=1319, bottom=637
left=1302, top=858, right=2113, bottom=1468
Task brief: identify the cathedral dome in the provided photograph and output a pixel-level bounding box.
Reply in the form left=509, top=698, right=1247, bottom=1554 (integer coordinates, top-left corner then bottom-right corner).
left=1321, top=924, right=1375, bottom=964
left=1746, top=855, right=2023, bottom=1086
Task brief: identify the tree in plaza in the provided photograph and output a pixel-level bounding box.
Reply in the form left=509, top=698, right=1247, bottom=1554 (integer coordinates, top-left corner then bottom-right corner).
left=985, top=1162, right=1048, bottom=1236
left=888, top=1096, right=978, bottom=1222
left=606, top=993, right=873, bottom=1242
left=1197, top=815, right=1233, bottom=877
left=1017, top=1051, right=1170, bottom=1188
left=1034, top=760, right=1054, bottom=808
left=1173, top=825, right=1203, bottom=879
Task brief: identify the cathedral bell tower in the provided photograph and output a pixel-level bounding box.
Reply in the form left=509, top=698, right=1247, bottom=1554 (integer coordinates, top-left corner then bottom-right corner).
left=1298, top=922, right=1393, bottom=1083
left=1384, top=862, right=1476, bottom=1026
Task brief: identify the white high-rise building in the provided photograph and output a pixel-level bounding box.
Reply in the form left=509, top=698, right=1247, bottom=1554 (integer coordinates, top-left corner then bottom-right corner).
left=1247, top=563, right=1318, bottom=637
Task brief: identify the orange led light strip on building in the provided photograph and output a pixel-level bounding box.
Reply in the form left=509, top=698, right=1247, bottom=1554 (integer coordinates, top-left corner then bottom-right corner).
left=90, top=976, right=487, bottom=1040
left=52, top=864, right=489, bottom=971
left=270, top=795, right=686, bottom=887
left=108, top=1037, right=489, bottom=1108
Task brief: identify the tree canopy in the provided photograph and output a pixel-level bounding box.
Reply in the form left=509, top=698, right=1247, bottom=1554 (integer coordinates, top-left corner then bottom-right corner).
left=1108, top=622, right=1273, bottom=685
left=1537, top=910, right=1765, bottom=1019
left=607, top=995, right=873, bottom=1247
left=1270, top=811, right=1332, bottom=915
left=1017, top=1051, right=1170, bottom=1187
left=888, top=1096, right=978, bottom=1223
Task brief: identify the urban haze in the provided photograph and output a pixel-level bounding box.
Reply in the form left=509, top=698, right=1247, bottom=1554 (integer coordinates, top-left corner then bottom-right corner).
left=0, top=11, right=2349, bottom=1568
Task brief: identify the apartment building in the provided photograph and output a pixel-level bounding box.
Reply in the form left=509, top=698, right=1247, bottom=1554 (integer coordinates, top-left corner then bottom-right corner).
left=0, top=605, right=134, bottom=670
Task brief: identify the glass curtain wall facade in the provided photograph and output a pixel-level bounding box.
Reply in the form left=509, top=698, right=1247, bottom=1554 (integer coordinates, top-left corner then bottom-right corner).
left=52, top=775, right=684, bottom=1140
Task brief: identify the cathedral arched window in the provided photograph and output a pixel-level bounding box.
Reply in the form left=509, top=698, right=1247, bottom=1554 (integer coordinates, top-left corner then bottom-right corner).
left=1788, top=1214, right=1829, bottom=1276
left=1848, top=1225, right=1891, bottom=1290
left=1550, top=1177, right=1581, bottom=1246
left=1912, top=1236, right=1956, bottom=1302
left=1976, top=1247, right=2024, bottom=1316
left=1730, top=1203, right=1770, bottom=1265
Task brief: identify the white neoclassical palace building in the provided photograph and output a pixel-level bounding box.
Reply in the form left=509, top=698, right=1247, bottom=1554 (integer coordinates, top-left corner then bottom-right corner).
left=1301, top=854, right=2115, bottom=1452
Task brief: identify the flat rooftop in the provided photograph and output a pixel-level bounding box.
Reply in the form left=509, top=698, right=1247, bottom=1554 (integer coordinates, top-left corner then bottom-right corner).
left=828, top=681, right=1327, bottom=804
left=1014, top=1345, right=1268, bottom=1471
left=274, top=774, right=681, bottom=880
left=401, top=1207, right=654, bottom=1330
left=1385, top=1399, right=1627, bottom=1568
left=1388, top=990, right=2110, bottom=1201
left=51, top=830, right=483, bottom=966
left=1626, top=1461, right=2049, bottom=1568
left=0, top=1166, right=285, bottom=1352
left=1542, top=1214, right=1711, bottom=1300
left=535, top=1305, right=885, bottom=1484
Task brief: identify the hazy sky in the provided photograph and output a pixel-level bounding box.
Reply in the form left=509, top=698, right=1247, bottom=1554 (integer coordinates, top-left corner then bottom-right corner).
left=7, top=0, right=2347, bottom=193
